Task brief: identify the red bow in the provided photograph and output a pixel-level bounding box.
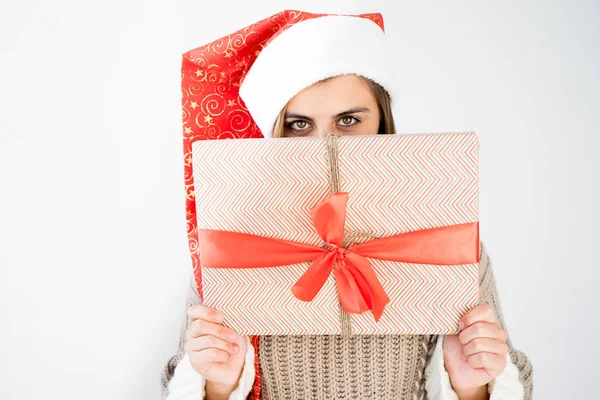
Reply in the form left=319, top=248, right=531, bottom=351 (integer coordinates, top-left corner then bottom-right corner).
left=198, top=192, right=479, bottom=322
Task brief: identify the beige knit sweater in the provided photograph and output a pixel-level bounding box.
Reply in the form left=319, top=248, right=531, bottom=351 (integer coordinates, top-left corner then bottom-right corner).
left=160, top=241, right=533, bottom=399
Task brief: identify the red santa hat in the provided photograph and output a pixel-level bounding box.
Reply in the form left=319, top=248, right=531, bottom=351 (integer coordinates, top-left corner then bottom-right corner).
left=181, top=9, right=396, bottom=141
left=181, top=9, right=397, bottom=287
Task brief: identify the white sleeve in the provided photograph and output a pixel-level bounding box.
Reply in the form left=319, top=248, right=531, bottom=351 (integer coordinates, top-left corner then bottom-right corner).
left=424, top=335, right=524, bottom=400
left=165, top=336, right=256, bottom=400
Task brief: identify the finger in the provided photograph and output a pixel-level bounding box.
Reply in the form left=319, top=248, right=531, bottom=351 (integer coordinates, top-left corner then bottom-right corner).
left=190, top=348, right=230, bottom=366
left=463, top=337, right=509, bottom=358
left=467, top=351, right=506, bottom=374
left=187, top=318, right=239, bottom=343
left=186, top=334, right=240, bottom=355
left=459, top=303, right=497, bottom=330
left=188, top=305, right=225, bottom=324
left=458, top=321, right=506, bottom=345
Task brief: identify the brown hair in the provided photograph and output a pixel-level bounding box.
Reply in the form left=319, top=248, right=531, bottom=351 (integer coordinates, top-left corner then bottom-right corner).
left=271, top=74, right=397, bottom=138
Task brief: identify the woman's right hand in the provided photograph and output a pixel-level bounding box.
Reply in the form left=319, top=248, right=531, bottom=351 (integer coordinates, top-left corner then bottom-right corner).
left=185, top=305, right=248, bottom=398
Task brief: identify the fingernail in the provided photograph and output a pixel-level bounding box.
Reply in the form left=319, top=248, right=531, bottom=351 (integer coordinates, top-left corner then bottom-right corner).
left=233, top=344, right=240, bottom=353
left=458, top=321, right=464, bottom=330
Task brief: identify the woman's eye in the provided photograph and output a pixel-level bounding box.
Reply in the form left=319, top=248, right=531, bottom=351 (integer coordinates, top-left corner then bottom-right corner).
left=338, top=116, right=359, bottom=127
left=290, top=121, right=310, bottom=131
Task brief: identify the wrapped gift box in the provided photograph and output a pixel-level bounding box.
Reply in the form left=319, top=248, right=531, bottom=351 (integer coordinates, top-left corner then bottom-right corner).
left=191, top=132, right=480, bottom=335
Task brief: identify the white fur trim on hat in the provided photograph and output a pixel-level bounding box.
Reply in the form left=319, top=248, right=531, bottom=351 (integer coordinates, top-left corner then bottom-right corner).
left=239, top=15, right=397, bottom=138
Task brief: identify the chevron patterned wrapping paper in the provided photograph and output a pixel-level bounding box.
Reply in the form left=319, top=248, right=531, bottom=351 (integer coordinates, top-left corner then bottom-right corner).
left=191, top=132, right=480, bottom=335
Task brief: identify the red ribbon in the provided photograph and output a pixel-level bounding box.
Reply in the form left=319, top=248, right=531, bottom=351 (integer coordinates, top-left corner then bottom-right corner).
left=198, top=192, right=479, bottom=322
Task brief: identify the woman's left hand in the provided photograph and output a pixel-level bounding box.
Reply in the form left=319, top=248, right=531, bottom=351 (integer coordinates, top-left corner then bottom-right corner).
left=443, top=304, right=509, bottom=395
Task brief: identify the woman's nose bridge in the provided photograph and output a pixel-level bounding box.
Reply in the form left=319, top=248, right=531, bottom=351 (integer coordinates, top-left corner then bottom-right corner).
left=313, top=123, right=334, bottom=138
left=310, top=117, right=338, bottom=137
left=314, top=129, right=330, bottom=138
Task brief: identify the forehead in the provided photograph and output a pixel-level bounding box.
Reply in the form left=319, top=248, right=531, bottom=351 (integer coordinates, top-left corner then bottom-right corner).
left=285, top=74, right=376, bottom=116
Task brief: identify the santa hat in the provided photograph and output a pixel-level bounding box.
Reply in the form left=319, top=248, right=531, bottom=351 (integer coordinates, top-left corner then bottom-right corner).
left=181, top=9, right=396, bottom=141
left=181, top=10, right=397, bottom=288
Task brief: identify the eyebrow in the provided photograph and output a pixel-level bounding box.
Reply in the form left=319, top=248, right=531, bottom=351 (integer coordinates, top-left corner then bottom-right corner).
left=284, top=107, right=371, bottom=120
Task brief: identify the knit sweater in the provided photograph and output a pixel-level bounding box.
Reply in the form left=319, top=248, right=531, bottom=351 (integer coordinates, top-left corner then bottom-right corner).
left=160, top=241, right=533, bottom=399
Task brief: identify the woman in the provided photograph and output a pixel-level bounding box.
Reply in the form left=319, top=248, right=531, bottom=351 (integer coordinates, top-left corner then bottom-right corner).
left=161, top=10, right=533, bottom=400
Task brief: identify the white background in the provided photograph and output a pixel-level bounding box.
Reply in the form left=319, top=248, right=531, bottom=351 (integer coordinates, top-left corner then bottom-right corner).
left=1, top=1, right=598, bottom=399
